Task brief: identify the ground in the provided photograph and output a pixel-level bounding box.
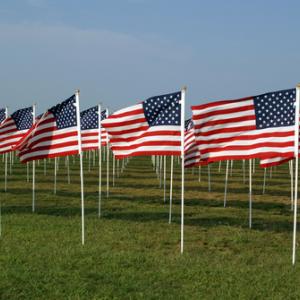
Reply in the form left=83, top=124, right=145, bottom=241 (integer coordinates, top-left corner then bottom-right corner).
left=1, top=154, right=300, bottom=299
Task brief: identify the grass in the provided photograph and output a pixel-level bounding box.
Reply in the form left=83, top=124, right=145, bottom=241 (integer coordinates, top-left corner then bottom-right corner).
left=1, top=154, right=300, bottom=299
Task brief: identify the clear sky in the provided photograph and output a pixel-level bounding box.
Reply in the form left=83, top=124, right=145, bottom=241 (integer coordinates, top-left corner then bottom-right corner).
left=0, top=0, right=300, bottom=116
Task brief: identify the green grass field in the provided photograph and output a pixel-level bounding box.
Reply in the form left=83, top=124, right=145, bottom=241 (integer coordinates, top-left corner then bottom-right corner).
left=1, top=154, right=300, bottom=299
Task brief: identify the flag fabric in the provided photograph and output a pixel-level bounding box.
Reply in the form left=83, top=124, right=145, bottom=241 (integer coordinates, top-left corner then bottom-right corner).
left=259, top=156, right=292, bottom=168
left=0, top=108, right=6, bottom=124
left=192, top=89, right=296, bottom=163
left=17, top=95, right=80, bottom=163
left=102, top=91, right=182, bottom=159
left=184, top=119, right=201, bottom=168
left=0, top=106, right=33, bottom=154
left=80, top=107, right=108, bottom=151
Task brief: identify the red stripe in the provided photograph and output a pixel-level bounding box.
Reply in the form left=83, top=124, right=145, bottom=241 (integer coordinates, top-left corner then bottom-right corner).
left=196, top=125, right=257, bottom=136
left=115, top=150, right=181, bottom=159
left=106, top=108, right=144, bottom=119
left=103, top=117, right=146, bottom=128
left=200, top=141, right=294, bottom=154
left=111, top=140, right=181, bottom=151
left=110, top=130, right=180, bottom=143
left=193, top=104, right=254, bottom=120
left=191, top=96, right=252, bottom=110
left=196, top=130, right=294, bottom=145
left=28, top=131, right=77, bottom=149
left=107, top=125, right=149, bottom=136
left=20, top=150, right=79, bottom=163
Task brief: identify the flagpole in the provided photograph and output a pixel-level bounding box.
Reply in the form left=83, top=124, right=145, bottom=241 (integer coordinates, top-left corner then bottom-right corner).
left=208, top=164, right=211, bottom=192
left=249, top=159, right=252, bottom=229
left=180, top=86, right=186, bottom=254
left=106, top=108, right=109, bottom=198
left=224, top=160, right=229, bottom=207
left=67, top=156, right=70, bottom=184
left=163, top=155, right=166, bottom=202
left=112, top=153, right=115, bottom=187
left=98, top=103, right=102, bottom=217
left=198, top=165, right=201, bottom=182
left=262, top=167, right=267, bottom=194
left=292, top=84, right=300, bottom=264
left=290, top=160, right=294, bottom=211
left=54, top=157, right=57, bottom=194
left=75, top=90, right=85, bottom=245
left=4, top=107, right=8, bottom=192
left=169, top=155, right=174, bottom=224
left=32, top=103, right=36, bottom=212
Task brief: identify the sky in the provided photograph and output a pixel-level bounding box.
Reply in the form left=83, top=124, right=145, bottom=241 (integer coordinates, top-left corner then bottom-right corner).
left=0, top=0, right=300, bottom=116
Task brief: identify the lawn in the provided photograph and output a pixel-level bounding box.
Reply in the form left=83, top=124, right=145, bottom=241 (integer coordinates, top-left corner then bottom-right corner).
left=1, top=154, right=300, bottom=299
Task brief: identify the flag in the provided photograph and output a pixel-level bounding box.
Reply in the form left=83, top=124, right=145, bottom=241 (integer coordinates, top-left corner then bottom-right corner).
left=0, top=108, right=6, bottom=124
left=192, top=89, right=296, bottom=163
left=17, top=95, right=80, bottom=163
left=259, top=156, right=292, bottom=168
left=184, top=119, right=201, bottom=168
left=102, top=91, right=182, bottom=158
left=0, top=106, right=33, bottom=154
left=80, top=107, right=108, bottom=151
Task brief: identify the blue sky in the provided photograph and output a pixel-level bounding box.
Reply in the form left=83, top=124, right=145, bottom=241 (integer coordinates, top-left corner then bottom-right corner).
left=0, top=0, right=300, bottom=116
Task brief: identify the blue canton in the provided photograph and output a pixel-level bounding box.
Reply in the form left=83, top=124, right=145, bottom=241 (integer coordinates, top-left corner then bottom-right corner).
left=0, top=108, right=6, bottom=124
left=11, top=107, right=33, bottom=130
left=185, top=118, right=194, bottom=131
left=49, top=95, right=77, bottom=129
left=81, top=106, right=98, bottom=130
left=143, top=91, right=181, bottom=127
left=254, top=89, right=296, bottom=129
left=101, top=110, right=107, bottom=121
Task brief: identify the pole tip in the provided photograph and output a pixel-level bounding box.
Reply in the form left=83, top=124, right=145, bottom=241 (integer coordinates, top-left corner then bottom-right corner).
left=297, top=83, right=300, bottom=88
left=181, top=86, right=187, bottom=92
left=75, top=89, right=80, bottom=95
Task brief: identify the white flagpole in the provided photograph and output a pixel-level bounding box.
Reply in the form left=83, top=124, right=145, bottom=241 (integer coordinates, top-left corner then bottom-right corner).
left=224, top=160, right=229, bottom=207
left=4, top=153, right=7, bottom=192
left=75, top=90, right=85, bottom=245
left=218, top=161, right=222, bottom=173
left=112, top=153, right=115, bottom=187
left=230, top=160, right=233, bottom=176
left=198, top=165, right=201, bottom=182
left=169, top=155, right=174, bottom=224
left=262, top=167, right=267, bottom=194
left=208, top=164, right=211, bottom=192
left=163, top=155, right=166, bottom=202
left=292, top=84, right=300, bottom=265
left=4, top=107, right=8, bottom=192
left=44, top=158, right=47, bottom=175
left=32, top=103, right=36, bottom=212
left=159, top=155, right=163, bottom=188
left=54, top=157, right=57, bottom=194
left=67, top=156, right=70, bottom=184
left=249, top=159, right=252, bottom=229
left=242, top=159, right=246, bottom=184
left=180, top=86, right=186, bottom=254
left=106, top=108, right=109, bottom=198
left=98, top=104, right=102, bottom=217
left=290, top=160, right=294, bottom=211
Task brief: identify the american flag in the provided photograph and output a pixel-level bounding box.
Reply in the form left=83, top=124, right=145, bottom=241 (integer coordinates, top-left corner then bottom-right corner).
left=81, top=106, right=108, bottom=151
left=101, top=91, right=182, bottom=158
left=259, top=156, right=292, bottom=168
left=192, top=89, right=296, bottom=163
left=17, top=95, right=80, bottom=163
left=0, top=106, right=33, bottom=154
left=184, top=119, right=201, bottom=168
left=0, top=108, right=6, bottom=124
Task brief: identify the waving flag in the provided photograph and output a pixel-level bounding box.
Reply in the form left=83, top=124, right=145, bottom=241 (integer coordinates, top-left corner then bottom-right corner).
left=192, top=89, right=296, bottom=163
left=81, top=107, right=108, bottom=151
left=0, top=106, right=33, bottom=154
left=0, top=108, right=6, bottom=124
left=184, top=119, right=201, bottom=168
left=17, top=95, right=80, bottom=163
left=102, top=91, right=182, bottom=158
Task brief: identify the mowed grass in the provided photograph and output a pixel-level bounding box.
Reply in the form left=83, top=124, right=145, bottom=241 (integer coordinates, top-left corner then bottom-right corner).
left=1, top=154, right=300, bottom=299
